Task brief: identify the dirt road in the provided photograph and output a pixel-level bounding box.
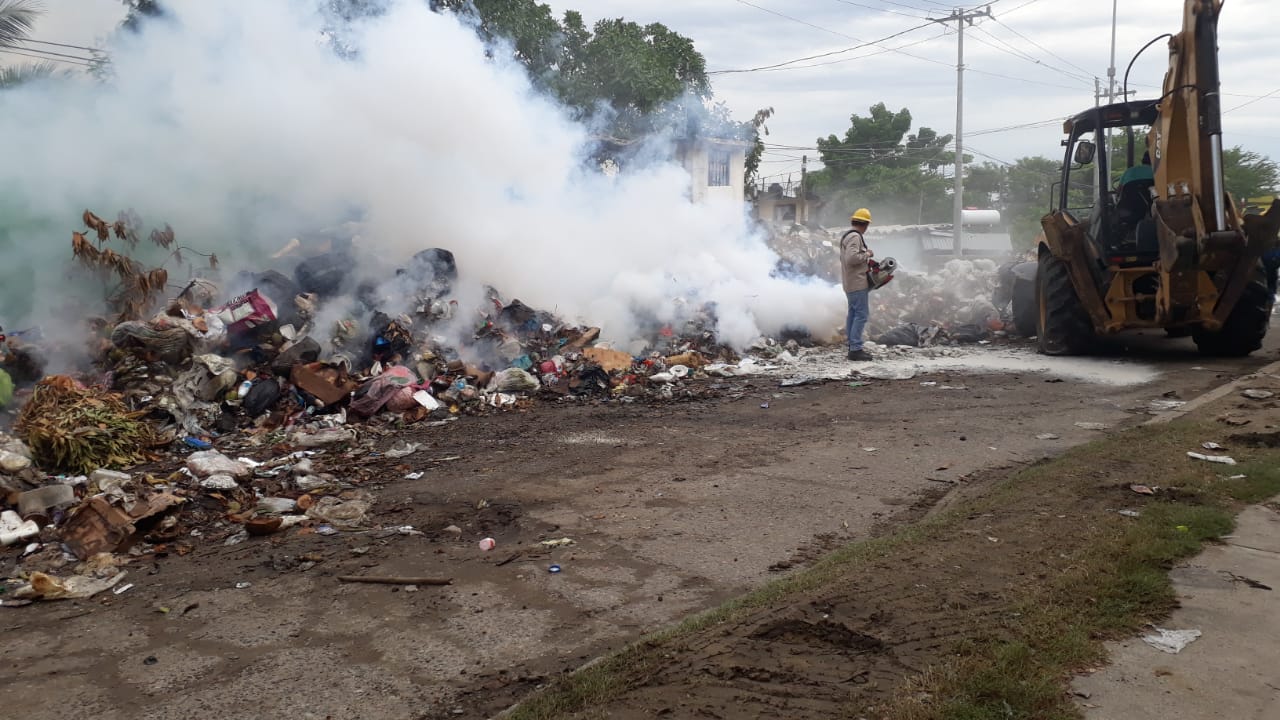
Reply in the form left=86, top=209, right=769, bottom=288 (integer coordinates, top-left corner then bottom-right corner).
left=1, top=335, right=1275, bottom=719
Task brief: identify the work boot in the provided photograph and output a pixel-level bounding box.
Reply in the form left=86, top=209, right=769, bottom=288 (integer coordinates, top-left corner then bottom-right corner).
left=847, top=349, right=872, bottom=362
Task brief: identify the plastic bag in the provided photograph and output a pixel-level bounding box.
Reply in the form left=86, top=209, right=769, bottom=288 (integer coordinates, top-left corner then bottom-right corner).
left=214, top=290, right=278, bottom=335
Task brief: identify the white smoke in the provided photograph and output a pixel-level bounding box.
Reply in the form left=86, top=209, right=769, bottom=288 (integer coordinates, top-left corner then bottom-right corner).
left=0, top=0, right=842, bottom=350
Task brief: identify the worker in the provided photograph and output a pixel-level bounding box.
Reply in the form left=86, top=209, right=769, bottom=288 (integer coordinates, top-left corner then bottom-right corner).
left=840, top=208, right=874, bottom=362
left=1119, top=150, right=1153, bottom=187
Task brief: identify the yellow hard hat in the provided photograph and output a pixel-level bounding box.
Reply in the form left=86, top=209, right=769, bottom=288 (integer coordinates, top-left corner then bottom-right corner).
left=851, top=208, right=872, bottom=224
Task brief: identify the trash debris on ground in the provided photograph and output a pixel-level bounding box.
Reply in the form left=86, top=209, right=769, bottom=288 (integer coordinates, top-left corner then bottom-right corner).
left=1074, top=422, right=1110, bottom=431
left=0, top=213, right=1043, bottom=607
left=1201, top=441, right=1226, bottom=451
left=1241, top=389, right=1275, bottom=400
left=1130, top=484, right=1156, bottom=496
left=1118, top=510, right=1141, bottom=518
left=1035, top=433, right=1060, bottom=440
left=186, top=450, right=250, bottom=479
left=857, top=365, right=918, bottom=381
left=0, top=510, right=40, bottom=546
left=1186, top=452, right=1238, bottom=465
left=384, top=441, right=421, bottom=459
left=304, top=493, right=373, bottom=530
left=1142, top=627, right=1202, bottom=654
left=12, top=570, right=128, bottom=601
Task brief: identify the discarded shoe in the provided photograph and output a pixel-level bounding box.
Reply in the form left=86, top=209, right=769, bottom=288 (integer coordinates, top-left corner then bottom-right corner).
left=847, top=350, right=873, bottom=362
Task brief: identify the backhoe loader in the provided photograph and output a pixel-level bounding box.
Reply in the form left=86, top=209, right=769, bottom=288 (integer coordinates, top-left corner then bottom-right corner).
left=1034, top=0, right=1280, bottom=356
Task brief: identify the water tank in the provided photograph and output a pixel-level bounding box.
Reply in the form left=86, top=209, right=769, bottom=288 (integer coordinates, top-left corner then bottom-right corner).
left=961, top=209, right=1002, bottom=226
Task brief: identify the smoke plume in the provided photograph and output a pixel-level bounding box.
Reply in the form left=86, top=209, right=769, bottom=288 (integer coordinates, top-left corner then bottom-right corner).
left=0, top=0, right=842, bottom=351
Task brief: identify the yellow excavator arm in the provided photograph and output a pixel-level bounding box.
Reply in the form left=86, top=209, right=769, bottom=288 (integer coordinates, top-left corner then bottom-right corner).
left=1149, top=0, right=1234, bottom=237
left=1146, top=0, right=1278, bottom=330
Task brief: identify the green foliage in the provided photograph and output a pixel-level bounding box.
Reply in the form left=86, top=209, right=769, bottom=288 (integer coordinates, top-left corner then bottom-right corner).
left=434, top=0, right=710, bottom=138
left=0, top=61, right=53, bottom=89
left=0, top=0, right=37, bottom=46
left=1223, top=146, right=1279, bottom=201
left=0, top=0, right=47, bottom=89
left=120, top=0, right=164, bottom=32
left=962, top=156, right=1061, bottom=249
left=809, top=103, right=956, bottom=224
left=743, top=107, right=774, bottom=187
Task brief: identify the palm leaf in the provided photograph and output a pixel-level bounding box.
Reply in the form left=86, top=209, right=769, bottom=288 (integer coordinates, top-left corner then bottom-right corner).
left=0, top=0, right=40, bottom=47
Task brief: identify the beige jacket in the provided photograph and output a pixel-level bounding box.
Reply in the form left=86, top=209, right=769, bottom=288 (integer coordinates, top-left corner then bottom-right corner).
left=839, top=228, right=870, bottom=292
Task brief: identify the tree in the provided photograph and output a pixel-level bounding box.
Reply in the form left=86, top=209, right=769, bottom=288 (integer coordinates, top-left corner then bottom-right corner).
left=809, top=103, right=957, bottom=223
left=0, top=0, right=48, bottom=89
left=743, top=106, right=774, bottom=187
left=432, top=1, right=709, bottom=137
left=120, top=0, right=165, bottom=32
left=1223, top=146, right=1279, bottom=201
left=0, top=0, right=36, bottom=44
left=959, top=156, right=1060, bottom=248
left=0, top=61, right=52, bottom=89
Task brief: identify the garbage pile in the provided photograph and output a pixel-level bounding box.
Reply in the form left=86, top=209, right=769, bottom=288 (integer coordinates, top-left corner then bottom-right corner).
left=869, top=259, right=1011, bottom=347
left=764, top=223, right=841, bottom=284
left=0, top=212, right=798, bottom=602
left=758, top=222, right=1026, bottom=348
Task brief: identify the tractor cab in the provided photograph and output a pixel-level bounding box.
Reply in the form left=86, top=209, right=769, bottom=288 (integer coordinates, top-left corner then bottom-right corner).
left=1055, top=99, right=1162, bottom=268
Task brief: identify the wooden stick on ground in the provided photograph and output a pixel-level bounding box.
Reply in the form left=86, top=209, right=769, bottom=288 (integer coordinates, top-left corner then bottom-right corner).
left=337, top=575, right=452, bottom=586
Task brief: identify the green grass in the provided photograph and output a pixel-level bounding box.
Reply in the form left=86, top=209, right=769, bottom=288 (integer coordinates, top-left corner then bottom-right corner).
left=502, top=416, right=1280, bottom=720
left=885, top=432, right=1280, bottom=720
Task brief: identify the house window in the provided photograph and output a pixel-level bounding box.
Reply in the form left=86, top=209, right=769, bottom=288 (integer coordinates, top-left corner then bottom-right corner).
left=708, top=149, right=731, bottom=187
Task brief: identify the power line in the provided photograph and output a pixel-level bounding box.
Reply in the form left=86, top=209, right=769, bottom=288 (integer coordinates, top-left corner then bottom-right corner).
left=0, top=43, right=96, bottom=64
left=966, top=25, right=1092, bottom=85
left=965, top=66, right=1089, bottom=90
left=1225, top=87, right=1280, bottom=114
left=708, top=19, right=936, bottom=74
left=718, top=6, right=1091, bottom=90
left=734, top=0, right=859, bottom=42
left=999, top=0, right=1045, bottom=16
left=879, top=0, right=948, bottom=12
left=0, top=47, right=94, bottom=68
left=968, top=117, right=1063, bottom=136
left=829, top=0, right=930, bottom=20
left=988, top=17, right=1094, bottom=79
left=13, top=37, right=103, bottom=53
left=1124, top=78, right=1280, bottom=102
left=746, top=31, right=951, bottom=72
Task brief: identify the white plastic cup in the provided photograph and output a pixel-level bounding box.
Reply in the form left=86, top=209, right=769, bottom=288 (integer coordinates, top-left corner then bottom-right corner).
left=478, top=537, right=496, bottom=551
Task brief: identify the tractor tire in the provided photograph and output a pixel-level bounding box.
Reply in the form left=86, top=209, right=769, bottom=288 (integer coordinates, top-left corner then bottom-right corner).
left=1011, top=272, right=1038, bottom=337
left=1036, top=252, right=1094, bottom=355
left=1193, top=268, right=1274, bottom=357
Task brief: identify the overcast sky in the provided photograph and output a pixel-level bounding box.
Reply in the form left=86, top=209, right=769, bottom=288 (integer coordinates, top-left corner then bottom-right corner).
left=21, top=0, right=1280, bottom=190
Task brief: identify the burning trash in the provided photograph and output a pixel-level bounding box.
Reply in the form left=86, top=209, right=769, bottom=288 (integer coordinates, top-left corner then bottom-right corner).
left=0, top=204, right=1032, bottom=607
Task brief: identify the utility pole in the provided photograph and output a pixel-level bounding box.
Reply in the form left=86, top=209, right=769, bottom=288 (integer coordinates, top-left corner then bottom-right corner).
left=800, top=154, right=808, bottom=225
left=1105, top=0, right=1118, bottom=160
left=931, top=5, right=992, bottom=258
left=1107, top=0, right=1118, bottom=104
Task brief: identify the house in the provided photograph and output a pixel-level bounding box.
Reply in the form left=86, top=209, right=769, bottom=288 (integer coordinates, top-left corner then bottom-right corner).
left=590, top=134, right=749, bottom=214
left=753, top=180, right=824, bottom=226
left=676, top=137, right=749, bottom=207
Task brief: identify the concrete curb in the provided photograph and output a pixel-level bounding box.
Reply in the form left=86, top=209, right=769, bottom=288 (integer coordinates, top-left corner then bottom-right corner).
left=1145, top=358, right=1280, bottom=425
